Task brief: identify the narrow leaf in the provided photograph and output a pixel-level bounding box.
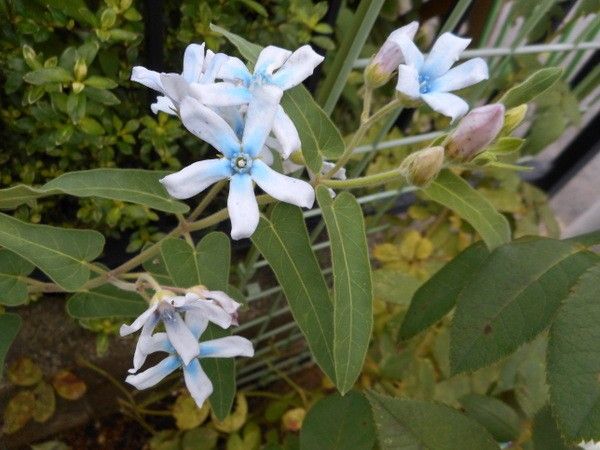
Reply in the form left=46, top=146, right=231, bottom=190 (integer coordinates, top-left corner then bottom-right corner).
left=251, top=203, right=335, bottom=381
left=459, top=394, right=521, bottom=442
left=67, top=284, right=147, bottom=318
left=0, top=249, right=35, bottom=306
left=366, top=391, right=499, bottom=450
left=23, top=67, right=73, bottom=85
left=424, top=170, right=511, bottom=250
left=499, top=67, right=563, bottom=108
left=0, top=213, right=104, bottom=291
left=300, top=392, right=375, bottom=450
left=0, top=313, right=22, bottom=380
left=317, top=187, right=372, bottom=393
left=547, top=264, right=600, bottom=441
left=399, top=242, right=489, bottom=340
left=450, top=237, right=599, bottom=374
left=209, top=24, right=261, bottom=62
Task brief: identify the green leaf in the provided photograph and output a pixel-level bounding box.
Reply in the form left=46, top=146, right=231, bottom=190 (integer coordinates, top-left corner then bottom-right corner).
left=84, top=75, right=118, bottom=89
left=67, top=284, right=147, bottom=319
left=251, top=203, right=335, bottom=381
left=0, top=213, right=105, bottom=291
left=85, top=86, right=120, bottom=105
left=499, top=67, right=563, bottom=108
left=210, top=24, right=344, bottom=161
left=316, top=0, right=385, bottom=114
left=424, top=170, right=511, bottom=250
left=0, top=313, right=22, bottom=380
left=366, top=391, right=499, bottom=450
left=372, top=269, right=421, bottom=306
left=450, top=237, right=599, bottom=374
left=486, top=137, right=525, bottom=154
left=317, top=187, right=372, bottom=393
left=547, top=264, right=600, bottom=441
left=23, top=67, right=73, bottom=85
left=160, top=232, right=236, bottom=420
left=399, top=242, right=489, bottom=340
left=459, top=394, right=521, bottom=442
left=0, top=169, right=189, bottom=213
left=299, top=392, right=375, bottom=450
left=532, top=405, right=575, bottom=450
left=0, top=249, right=35, bottom=306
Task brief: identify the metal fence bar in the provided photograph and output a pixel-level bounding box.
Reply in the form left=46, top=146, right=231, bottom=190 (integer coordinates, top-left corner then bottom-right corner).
left=238, top=332, right=305, bottom=375
left=241, top=359, right=316, bottom=389
left=237, top=351, right=313, bottom=386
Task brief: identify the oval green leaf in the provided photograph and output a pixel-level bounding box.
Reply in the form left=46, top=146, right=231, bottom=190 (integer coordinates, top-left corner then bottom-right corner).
left=0, top=313, right=22, bottom=380
left=0, top=249, right=35, bottom=306
left=66, top=284, right=147, bottom=319
left=499, top=67, right=563, bottom=108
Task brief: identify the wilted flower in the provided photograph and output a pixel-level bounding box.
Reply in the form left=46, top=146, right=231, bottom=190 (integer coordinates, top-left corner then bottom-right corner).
left=160, top=92, right=314, bottom=240
left=120, top=291, right=237, bottom=371
left=446, top=104, right=505, bottom=162
left=191, top=45, right=324, bottom=158
left=131, top=43, right=226, bottom=114
left=126, top=313, right=253, bottom=408
left=364, top=21, right=419, bottom=88
left=400, top=146, right=445, bottom=187
left=394, top=32, right=488, bottom=121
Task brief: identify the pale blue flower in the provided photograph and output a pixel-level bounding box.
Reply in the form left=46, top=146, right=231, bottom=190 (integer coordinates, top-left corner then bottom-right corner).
left=160, top=90, right=315, bottom=240
left=125, top=310, right=254, bottom=408
left=190, top=45, right=324, bottom=158
left=120, top=292, right=238, bottom=371
left=394, top=32, right=489, bottom=121
left=131, top=43, right=227, bottom=114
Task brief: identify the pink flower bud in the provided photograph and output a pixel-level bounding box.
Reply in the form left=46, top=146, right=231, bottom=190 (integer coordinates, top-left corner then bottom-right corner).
left=365, top=21, right=419, bottom=88
left=400, top=146, right=444, bottom=187
left=446, top=104, right=505, bottom=162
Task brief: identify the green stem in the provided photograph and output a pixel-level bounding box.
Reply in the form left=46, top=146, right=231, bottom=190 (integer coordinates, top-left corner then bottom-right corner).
left=188, top=180, right=226, bottom=221
left=319, top=168, right=403, bottom=189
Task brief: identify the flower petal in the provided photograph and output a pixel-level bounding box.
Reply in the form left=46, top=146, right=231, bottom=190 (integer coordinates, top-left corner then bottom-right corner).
left=258, top=146, right=275, bottom=166
left=217, top=106, right=245, bottom=137
left=131, top=66, right=163, bottom=92
left=228, top=174, right=259, bottom=240
left=218, top=57, right=252, bottom=84
left=251, top=159, right=314, bottom=209
left=125, top=355, right=181, bottom=390
left=160, top=159, right=231, bottom=199
left=387, top=21, right=419, bottom=47
left=242, top=85, right=283, bottom=157
left=395, top=64, right=421, bottom=98
left=180, top=296, right=234, bottom=330
left=322, top=161, right=346, bottom=180
left=182, top=359, right=213, bottom=408
left=200, top=53, right=228, bottom=84
left=396, top=37, right=424, bottom=70
left=120, top=304, right=158, bottom=336
left=199, top=336, right=254, bottom=358
left=189, top=82, right=252, bottom=106
left=421, top=92, right=469, bottom=122
left=160, top=73, right=190, bottom=105
left=185, top=310, right=209, bottom=340
left=271, top=106, right=301, bottom=158
left=182, top=43, right=205, bottom=83
left=130, top=314, right=162, bottom=373
left=203, top=290, right=241, bottom=315
left=422, top=32, right=471, bottom=79
left=162, top=308, right=199, bottom=365
left=151, top=96, right=176, bottom=115
left=430, top=58, right=488, bottom=93
left=271, top=45, right=324, bottom=90
left=179, top=97, right=241, bottom=157
left=255, top=46, right=292, bottom=75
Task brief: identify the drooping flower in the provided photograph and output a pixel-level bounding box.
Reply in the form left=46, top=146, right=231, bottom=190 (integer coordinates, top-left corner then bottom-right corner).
left=126, top=312, right=254, bottom=408
left=364, top=21, right=419, bottom=88
left=394, top=33, right=489, bottom=121
left=120, top=291, right=237, bottom=372
left=446, top=103, right=505, bottom=162
left=190, top=45, right=324, bottom=158
left=160, top=91, right=315, bottom=240
left=131, top=43, right=227, bottom=114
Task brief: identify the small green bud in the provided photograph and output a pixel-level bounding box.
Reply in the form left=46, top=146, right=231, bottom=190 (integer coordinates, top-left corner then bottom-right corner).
left=22, top=45, right=38, bottom=69
left=73, top=58, right=87, bottom=81
left=500, top=104, right=528, bottom=136
left=400, top=146, right=445, bottom=187
left=289, top=150, right=305, bottom=165
left=72, top=81, right=85, bottom=94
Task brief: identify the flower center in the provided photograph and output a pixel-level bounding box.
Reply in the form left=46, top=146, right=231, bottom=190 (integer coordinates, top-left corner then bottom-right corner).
left=251, top=71, right=271, bottom=88
left=418, top=74, right=431, bottom=94
left=230, top=152, right=253, bottom=174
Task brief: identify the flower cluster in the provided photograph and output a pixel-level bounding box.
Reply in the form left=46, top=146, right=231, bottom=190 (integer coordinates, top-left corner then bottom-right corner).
left=121, top=288, right=253, bottom=408
left=132, top=43, right=325, bottom=239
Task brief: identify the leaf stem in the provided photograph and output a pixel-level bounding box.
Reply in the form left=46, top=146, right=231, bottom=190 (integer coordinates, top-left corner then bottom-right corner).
left=188, top=180, right=227, bottom=221
left=318, top=169, right=404, bottom=190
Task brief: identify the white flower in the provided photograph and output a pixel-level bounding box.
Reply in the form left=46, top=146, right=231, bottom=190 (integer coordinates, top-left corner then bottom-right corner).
left=581, top=441, right=600, bottom=450
left=120, top=291, right=237, bottom=371
left=160, top=91, right=315, bottom=240
left=131, top=43, right=227, bottom=114
left=126, top=312, right=254, bottom=408
left=394, top=32, right=489, bottom=121
left=190, top=45, right=324, bottom=158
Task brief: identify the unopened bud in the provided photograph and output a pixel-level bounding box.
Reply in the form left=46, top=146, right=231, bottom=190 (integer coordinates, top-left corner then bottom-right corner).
left=289, top=150, right=305, bottom=165
left=446, top=104, right=505, bottom=162
left=73, top=58, right=87, bottom=81
left=364, top=21, right=418, bottom=88
left=400, top=146, right=444, bottom=187
left=71, top=81, right=85, bottom=94
left=500, top=104, right=527, bottom=136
